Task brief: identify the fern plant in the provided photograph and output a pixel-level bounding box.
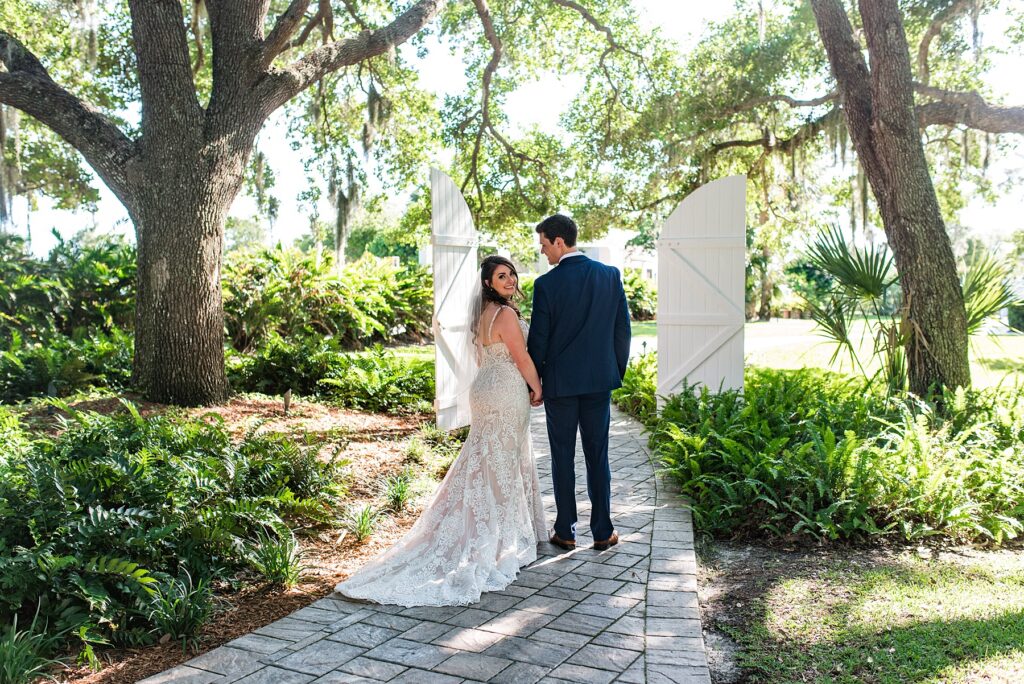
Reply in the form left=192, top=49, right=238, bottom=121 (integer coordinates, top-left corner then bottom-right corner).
left=645, top=366, right=1024, bottom=544
left=612, top=351, right=657, bottom=424
left=0, top=403, right=346, bottom=661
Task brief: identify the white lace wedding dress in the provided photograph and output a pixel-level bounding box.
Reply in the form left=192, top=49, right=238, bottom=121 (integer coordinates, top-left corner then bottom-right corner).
left=335, top=309, right=546, bottom=607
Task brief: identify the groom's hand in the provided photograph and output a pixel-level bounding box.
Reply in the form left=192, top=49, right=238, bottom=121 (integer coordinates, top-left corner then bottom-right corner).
left=529, top=389, right=543, bottom=407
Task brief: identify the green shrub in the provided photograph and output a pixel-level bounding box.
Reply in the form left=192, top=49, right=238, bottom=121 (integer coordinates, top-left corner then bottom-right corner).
left=222, top=248, right=432, bottom=353
left=0, top=232, right=135, bottom=346
left=0, top=234, right=62, bottom=344
left=0, top=404, right=344, bottom=654
left=622, top=268, right=657, bottom=321
left=612, top=352, right=657, bottom=425
left=0, top=328, right=133, bottom=402
left=45, top=232, right=136, bottom=336
left=0, top=232, right=135, bottom=402
left=320, top=347, right=434, bottom=413
left=783, top=259, right=833, bottom=312
left=862, top=390, right=1024, bottom=543
left=226, top=334, right=341, bottom=396
left=0, top=236, right=435, bottom=402
left=344, top=215, right=420, bottom=265
left=0, top=407, right=28, bottom=465
left=228, top=341, right=434, bottom=413
left=519, top=274, right=537, bottom=320
left=625, top=358, right=1024, bottom=545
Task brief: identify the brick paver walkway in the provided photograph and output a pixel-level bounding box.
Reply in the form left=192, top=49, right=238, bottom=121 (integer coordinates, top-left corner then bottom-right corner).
left=142, top=407, right=710, bottom=683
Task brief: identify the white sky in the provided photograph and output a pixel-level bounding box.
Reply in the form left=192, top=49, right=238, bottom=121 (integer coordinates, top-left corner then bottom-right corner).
left=9, top=1, right=1023, bottom=255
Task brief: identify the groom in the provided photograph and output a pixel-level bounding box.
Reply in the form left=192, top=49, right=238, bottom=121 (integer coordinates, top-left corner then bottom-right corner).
left=527, top=214, right=631, bottom=552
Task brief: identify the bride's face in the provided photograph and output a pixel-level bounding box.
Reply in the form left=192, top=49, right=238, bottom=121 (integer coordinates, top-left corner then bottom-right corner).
left=486, top=265, right=518, bottom=299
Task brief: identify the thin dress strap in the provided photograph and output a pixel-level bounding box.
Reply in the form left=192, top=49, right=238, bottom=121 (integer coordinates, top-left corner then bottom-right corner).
left=486, top=305, right=507, bottom=345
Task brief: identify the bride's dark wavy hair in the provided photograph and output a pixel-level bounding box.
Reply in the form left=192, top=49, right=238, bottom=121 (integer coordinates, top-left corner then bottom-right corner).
left=470, top=255, right=523, bottom=346
left=479, top=255, right=524, bottom=316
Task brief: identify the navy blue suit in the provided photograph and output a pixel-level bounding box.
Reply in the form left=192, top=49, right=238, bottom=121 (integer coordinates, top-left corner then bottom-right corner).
left=527, top=254, right=631, bottom=542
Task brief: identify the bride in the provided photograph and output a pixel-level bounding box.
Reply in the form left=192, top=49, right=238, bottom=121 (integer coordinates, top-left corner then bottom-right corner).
left=335, top=255, right=547, bottom=607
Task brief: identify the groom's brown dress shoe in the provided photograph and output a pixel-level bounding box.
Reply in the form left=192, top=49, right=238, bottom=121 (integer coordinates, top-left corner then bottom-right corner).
left=593, top=531, right=619, bottom=551
left=549, top=533, right=576, bottom=550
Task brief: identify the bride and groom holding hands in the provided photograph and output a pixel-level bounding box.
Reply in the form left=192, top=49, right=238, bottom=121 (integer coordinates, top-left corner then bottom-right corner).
left=337, top=213, right=632, bottom=607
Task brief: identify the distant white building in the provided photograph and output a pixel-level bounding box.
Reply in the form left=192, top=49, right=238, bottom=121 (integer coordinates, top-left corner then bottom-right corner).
left=533, top=228, right=656, bottom=279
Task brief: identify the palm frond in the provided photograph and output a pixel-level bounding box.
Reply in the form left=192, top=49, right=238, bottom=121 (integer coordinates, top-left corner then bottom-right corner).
left=806, top=225, right=896, bottom=301
left=961, top=250, right=1020, bottom=335
left=809, top=295, right=858, bottom=368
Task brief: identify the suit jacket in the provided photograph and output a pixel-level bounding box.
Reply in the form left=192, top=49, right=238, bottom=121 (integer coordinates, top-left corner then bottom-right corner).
left=527, top=254, right=631, bottom=398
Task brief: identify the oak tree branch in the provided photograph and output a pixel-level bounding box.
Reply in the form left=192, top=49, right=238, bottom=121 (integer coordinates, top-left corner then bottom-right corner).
left=0, top=31, right=137, bottom=205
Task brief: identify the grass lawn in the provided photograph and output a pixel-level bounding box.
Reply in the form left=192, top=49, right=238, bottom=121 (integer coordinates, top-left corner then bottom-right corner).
left=631, top=318, right=1024, bottom=388
left=390, top=344, right=433, bottom=361
left=704, top=543, right=1024, bottom=683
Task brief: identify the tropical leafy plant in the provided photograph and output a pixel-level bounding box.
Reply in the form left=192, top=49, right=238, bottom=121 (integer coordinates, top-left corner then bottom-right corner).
left=960, top=247, right=1021, bottom=334
left=0, top=232, right=136, bottom=345
left=222, top=247, right=432, bottom=353
left=622, top=268, right=657, bottom=321
left=0, top=328, right=133, bottom=401
left=319, top=347, right=434, bottom=413
left=804, top=225, right=904, bottom=389
left=0, top=232, right=136, bottom=401
left=615, top=356, right=1024, bottom=544
left=228, top=341, right=434, bottom=413
left=0, top=403, right=344, bottom=655
left=805, top=226, right=1021, bottom=393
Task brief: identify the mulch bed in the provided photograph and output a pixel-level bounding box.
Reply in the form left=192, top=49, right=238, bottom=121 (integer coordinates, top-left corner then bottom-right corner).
left=29, top=395, right=433, bottom=684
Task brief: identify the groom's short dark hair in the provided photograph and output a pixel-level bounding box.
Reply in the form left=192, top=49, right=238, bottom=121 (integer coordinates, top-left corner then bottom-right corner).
left=536, top=214, right=577, bottom=247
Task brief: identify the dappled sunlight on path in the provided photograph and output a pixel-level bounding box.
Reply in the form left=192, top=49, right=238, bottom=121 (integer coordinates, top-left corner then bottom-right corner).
left=140, top=407, right=709, bottom=683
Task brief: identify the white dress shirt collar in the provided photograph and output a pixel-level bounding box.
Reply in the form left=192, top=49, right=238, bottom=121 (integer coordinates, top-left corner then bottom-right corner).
left=558, top=250, right=584, bottom=263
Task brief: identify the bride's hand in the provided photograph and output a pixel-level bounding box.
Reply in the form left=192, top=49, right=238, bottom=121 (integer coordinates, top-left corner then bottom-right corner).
left=529, top=386, right=543, bottom=407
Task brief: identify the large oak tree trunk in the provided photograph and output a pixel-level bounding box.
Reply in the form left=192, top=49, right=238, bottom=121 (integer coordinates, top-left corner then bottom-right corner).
left=130, top=146, right=248, bottom=405
left=812, top=0, right=971, bottom=395
left=133, top=202, right=229, bottom=405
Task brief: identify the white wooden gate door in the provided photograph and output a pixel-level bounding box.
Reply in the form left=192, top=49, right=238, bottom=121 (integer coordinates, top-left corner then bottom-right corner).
left=431, top=168, right=478, bottom=429
left=657, top=175, right=746, bottom=402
